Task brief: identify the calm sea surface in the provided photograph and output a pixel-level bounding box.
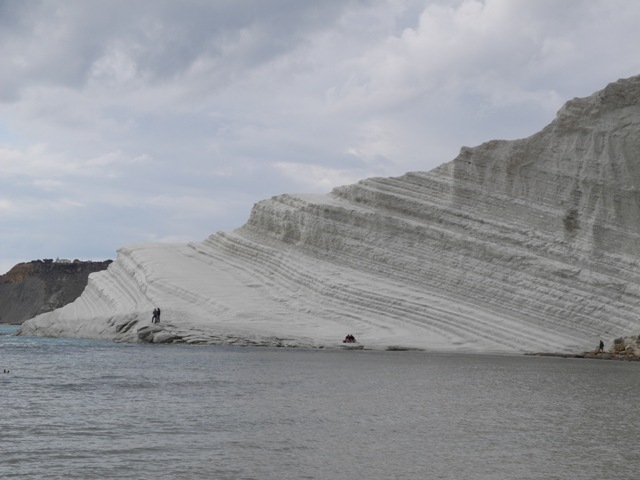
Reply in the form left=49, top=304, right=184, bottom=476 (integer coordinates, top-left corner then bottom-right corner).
left=1, top=324, right=639, bottom=480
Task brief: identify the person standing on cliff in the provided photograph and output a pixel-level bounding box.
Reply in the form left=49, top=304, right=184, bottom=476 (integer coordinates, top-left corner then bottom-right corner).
left=598, top=340, right=604, bottom=352
left=156, top=307, right=161, bottom=323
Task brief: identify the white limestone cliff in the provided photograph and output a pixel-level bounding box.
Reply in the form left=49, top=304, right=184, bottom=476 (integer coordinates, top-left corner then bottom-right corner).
left=19, top=75, right=640, bottom=353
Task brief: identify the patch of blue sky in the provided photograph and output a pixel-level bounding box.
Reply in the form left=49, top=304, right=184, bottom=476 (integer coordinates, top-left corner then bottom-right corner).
left=0, top=122, right=22, bottom=146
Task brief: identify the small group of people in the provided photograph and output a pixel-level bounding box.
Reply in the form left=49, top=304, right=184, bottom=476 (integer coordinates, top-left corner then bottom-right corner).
left=152, top=307, right=161, bottom=324
left=343, top=334, right=357, bottom=343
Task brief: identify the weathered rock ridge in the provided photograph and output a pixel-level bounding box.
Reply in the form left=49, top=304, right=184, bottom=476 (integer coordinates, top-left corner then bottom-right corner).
left=0, top=259, right=112, bottom=323
left=19, top=75, right=640, bottom=352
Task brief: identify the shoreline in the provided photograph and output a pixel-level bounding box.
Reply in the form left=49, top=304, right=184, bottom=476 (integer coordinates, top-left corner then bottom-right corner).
left=526, top=351, right=640, bottom=362
left=13, top=321, right=640, bottom=360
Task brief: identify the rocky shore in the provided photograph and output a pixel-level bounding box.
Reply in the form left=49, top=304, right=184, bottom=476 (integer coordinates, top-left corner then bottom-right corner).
left=528, top=336, right=640, bottom=362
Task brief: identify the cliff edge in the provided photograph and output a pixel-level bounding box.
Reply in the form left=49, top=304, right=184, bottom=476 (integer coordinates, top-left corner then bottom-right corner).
left=0, top=259, right=112, bottom=324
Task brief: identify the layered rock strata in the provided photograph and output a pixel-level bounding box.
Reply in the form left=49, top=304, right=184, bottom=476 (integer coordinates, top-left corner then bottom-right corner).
left=20, top=75, right=640, bottom=353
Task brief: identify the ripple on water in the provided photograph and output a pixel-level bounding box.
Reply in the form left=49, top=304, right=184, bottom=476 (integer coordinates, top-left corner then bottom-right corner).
left=2, top=336, right=640, bottom=479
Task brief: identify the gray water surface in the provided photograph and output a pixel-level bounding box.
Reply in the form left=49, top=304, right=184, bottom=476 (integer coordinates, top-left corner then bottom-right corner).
left=1, top=325, right=638, bottom=479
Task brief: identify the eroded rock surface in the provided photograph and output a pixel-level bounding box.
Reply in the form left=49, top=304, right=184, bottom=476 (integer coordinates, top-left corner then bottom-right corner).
left=19, top=75, right=640, bottom=353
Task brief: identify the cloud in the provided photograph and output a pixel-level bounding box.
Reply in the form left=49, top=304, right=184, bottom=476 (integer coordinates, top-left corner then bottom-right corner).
left=1, top=0, right=640, bottom=269
left=271, top=161, right=368, bottom=192
left=0, top=193, right=83, bottom=219
left=0, top=144, right=149, bottom=181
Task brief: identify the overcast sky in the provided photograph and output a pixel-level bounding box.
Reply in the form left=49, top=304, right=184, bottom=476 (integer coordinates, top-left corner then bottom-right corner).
left=1, top=0, right=639, bottom=273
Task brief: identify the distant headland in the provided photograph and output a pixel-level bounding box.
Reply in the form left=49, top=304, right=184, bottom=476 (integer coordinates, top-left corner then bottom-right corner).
left=0, top=259, right=112, bottom=324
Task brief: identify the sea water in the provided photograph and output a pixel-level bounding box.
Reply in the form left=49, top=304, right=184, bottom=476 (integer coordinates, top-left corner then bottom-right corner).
left=1, top=324, right=639, bottom=480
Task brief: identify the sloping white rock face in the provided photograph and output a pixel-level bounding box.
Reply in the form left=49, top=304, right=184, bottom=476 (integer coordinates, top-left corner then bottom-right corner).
left=20, top=75, right=640, bottom=353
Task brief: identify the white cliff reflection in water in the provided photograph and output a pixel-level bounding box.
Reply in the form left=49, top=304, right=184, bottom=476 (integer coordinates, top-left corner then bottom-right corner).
left=1, top=325, right=639, bottom=480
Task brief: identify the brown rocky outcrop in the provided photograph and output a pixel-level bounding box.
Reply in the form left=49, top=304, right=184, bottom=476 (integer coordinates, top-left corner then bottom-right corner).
left=0, top=259, right=112, bottom=323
